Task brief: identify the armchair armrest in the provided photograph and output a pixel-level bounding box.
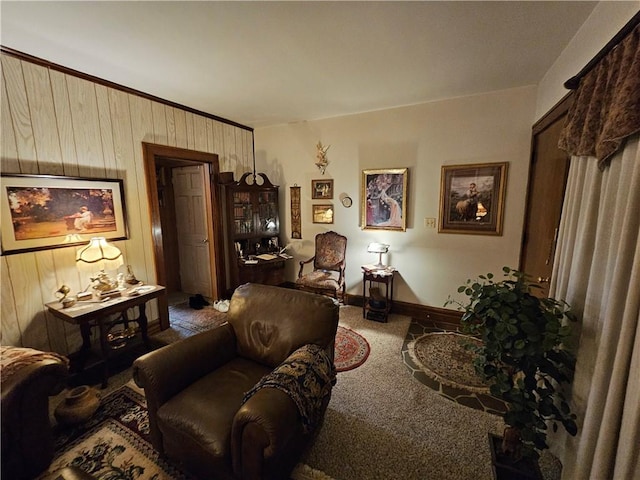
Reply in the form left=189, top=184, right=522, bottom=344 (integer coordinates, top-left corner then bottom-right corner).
left=232, top=388, right=302, bottom=479
left=232, top=344, right=335, bottom=478
left=132, top=323, right=237, bottom=450
left=297, top=256, right=315, bottom=278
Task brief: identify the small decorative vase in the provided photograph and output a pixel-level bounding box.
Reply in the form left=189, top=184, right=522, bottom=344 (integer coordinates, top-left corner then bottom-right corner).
left=125, top=265, right=139, bottom=285
left=54, top=385, right=100, bottom=426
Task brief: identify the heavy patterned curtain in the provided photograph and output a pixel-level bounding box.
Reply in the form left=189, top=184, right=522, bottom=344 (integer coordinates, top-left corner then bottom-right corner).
left=558, top=22, right=639, bottom=169
left=550, top=17, right=640, bottom=480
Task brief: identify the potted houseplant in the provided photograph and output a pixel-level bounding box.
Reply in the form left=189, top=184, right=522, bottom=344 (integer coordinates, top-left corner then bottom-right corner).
left=446, top=267, right=578, bottom=479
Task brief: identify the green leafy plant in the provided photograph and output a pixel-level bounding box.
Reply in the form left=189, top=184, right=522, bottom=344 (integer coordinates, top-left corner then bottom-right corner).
left=446, top=267, right=578, bottom=460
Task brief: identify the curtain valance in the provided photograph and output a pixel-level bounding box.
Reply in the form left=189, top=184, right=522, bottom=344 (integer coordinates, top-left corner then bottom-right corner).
left=559, top=22, right=640, bottom=168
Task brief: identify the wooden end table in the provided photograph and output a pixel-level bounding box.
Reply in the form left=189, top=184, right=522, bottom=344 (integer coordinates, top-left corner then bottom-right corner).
left=45, top=285, right=166, bottom=388
left=362, top=266, right=396, bottom=322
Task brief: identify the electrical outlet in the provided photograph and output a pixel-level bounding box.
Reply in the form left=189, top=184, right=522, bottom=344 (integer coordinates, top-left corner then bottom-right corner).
left=424, top=217, right=436, bottom=228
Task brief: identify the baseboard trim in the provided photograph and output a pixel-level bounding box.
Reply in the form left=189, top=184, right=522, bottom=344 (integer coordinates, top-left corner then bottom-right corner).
left=344, top=293, right=462, bottom=330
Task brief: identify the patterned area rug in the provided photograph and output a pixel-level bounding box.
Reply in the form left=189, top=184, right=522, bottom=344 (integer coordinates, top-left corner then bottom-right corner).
left=402, top=318, right=508, bottom=415
left=169, top=302, right=228, bottom=334
left=334, top=326, right=370, bottom=372
left=41, top=383, right=334, bottom=480
left=408, top=332, right=489, bottom=393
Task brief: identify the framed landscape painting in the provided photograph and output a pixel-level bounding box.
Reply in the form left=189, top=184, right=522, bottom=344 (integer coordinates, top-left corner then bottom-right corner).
left=438, top=162, right=508, bottom=235
left=362, top=168, right=408, bottom=231
left=312, top=204, right=334, bottom=224
left=1, top=174, right=128, bottom=255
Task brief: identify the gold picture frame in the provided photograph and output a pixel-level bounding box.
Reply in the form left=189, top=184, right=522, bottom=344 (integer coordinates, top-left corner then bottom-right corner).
left=362, top=168, right=408, bottom=231
left=438, top=162, right=508, bottom=235
left=312, top=204, right=334, bottom=224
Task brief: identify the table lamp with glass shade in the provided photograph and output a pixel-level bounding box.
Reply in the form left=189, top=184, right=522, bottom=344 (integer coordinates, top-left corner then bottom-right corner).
left=76, top=237, right=123, bottom=293
left=367, top=243, right=390, bottom=269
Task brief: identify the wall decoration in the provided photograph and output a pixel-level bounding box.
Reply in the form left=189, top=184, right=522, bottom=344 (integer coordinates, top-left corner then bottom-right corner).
left=362, top=168, right=408, bottom=231
left=315, top=141, right=330, bottom=174
left=312, top=179, right=334, bottom=200
left=312, top=204, right=334, bottom=224
left=0, top=174, right=128, bottom=255
left=438, top=162, right=508, bottom=235
left=340, top=194, right=353, bottom=208
left=290, top=184, right=302, bottom=239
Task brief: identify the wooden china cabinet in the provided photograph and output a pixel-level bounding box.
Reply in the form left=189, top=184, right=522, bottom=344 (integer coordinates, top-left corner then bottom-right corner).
left=220, top=172, right=285, bottom=295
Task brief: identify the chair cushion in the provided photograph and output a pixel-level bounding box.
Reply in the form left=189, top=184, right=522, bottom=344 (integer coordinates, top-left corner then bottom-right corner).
left=295, top=270, right=340, bottom=290
left=157, top=357, right=271, bottom=472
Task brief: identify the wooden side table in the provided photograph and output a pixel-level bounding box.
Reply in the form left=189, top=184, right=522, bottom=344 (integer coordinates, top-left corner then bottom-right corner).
left=362, top=266, right=396, bottom=322
left=45, top=285, right=166, bottom=388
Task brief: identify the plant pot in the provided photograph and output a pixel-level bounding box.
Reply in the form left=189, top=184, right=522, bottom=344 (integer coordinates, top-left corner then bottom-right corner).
left=489, top=433, right=542, bottom=480
left=54, top=385, right=100, bottom=426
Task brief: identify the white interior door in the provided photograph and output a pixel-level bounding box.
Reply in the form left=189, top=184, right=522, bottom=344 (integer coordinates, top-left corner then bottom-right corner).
left=172, top=165, right=212, bottom=298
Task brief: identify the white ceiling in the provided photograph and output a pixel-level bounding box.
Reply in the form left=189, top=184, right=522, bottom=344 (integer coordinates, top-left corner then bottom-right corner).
left=1, top=1, right=600, bottom=129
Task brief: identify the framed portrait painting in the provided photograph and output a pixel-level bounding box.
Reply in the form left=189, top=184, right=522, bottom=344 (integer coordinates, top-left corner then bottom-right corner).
left=362, top=168, right=408, bottom=231
left=1, top=174, right=128, bottom=255
left=438, top=162, right=508, bottom=235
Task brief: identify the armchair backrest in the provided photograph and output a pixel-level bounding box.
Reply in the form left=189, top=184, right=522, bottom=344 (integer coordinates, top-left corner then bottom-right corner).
left=227, top=283, right=339, bottom=367
left=313, top=231, right=347, bottom=272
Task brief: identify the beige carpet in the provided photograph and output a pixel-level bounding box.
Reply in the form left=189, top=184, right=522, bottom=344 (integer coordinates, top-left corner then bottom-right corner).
left=300, top=306, right=561, bottom=480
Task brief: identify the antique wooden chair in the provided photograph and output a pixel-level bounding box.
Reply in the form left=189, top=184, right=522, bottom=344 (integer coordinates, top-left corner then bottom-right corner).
left=295, top=231, right=347, bottom=302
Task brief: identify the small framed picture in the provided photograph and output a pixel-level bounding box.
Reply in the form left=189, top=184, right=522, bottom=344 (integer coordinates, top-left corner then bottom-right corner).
left=438, top=162, right=508, bottom=235
left=362, top=168, right=408, bottom=231
left=312, top=179, right=334, bottom=200
left=312, top=204, right=334, bottom=224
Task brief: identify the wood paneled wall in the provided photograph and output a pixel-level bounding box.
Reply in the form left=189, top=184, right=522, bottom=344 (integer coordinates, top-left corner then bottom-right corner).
left=1, top=52, right=254, bottom=354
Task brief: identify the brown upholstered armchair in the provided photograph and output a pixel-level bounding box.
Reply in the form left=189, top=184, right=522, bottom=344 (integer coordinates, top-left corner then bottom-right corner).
left=133, top=283, right=339, bottom=480
left=295, top=231, right=347, bottom=302
left=1, top=346, right=69, bottom=480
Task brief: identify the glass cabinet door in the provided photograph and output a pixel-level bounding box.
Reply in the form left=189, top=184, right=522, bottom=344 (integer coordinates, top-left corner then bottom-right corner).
left=257, top=191, right=279, bottom=235
left=232, top=191, right=254, bottom=235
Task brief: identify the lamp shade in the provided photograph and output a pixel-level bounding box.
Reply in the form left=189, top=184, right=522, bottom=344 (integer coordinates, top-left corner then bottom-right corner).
left=367, top=243, right=389, bottom=268
left=367, top=243, right=389, bottom=254
left=76, top=237, right=123, bottom=271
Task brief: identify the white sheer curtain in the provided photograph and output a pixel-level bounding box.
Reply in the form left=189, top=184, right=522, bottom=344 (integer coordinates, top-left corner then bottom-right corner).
left=550, top=133, right=640, bottom=479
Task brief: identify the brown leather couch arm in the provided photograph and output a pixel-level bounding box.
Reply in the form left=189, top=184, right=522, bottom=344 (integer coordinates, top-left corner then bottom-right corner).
left=232, top=387, right=304, bottom=480
left=1, top=354, right=69, bottom=480
left=132, top=323, right=237, bottom=450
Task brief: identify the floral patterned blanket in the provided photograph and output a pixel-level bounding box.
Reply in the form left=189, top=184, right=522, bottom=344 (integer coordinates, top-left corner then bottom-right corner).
left=0, top=346, right=68, bottom=387
left=242, top=344, right=336, bottom=434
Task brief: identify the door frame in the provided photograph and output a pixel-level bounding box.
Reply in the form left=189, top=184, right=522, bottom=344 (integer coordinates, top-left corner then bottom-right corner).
left=518, top=92, right=574, bottom=295
left=142, top=142, right=225, bottom=328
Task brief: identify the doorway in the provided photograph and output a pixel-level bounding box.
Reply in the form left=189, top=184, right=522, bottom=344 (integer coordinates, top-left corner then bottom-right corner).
left=519, top=93, right=573, bottom=297
left=142, top=143, right=225, bottom=329
left=172, top=165, right=213, bottom=298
